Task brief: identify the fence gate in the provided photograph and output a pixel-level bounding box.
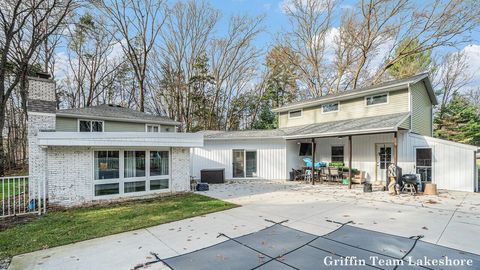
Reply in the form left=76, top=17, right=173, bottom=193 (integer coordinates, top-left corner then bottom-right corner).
left=1, top=176, right=46, bottom=218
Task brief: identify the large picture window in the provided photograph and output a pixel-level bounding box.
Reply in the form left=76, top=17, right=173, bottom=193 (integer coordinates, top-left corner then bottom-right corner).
left=94, top=150, right=169, bottom=197
left=331, top=146, right=344, bottom=163
left=150, top=151, right=169, bottom=176
left=95, top=183, right=119, bottom=196
left=124, top=151, right=146, bottom=178
left=124, top=181, right=146, bottom=193
left=94, top=151, right=119, bottom=180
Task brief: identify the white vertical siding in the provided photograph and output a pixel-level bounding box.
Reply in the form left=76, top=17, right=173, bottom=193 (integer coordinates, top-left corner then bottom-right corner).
left=352, top=133, right=395, bottom=183
left=192, top=133, right=477, bottom=192
left=400, top=133, right=477, bottom=192
left=286, top=134, right=394, bottom=183
left=191, top=139, right=287, bottom=180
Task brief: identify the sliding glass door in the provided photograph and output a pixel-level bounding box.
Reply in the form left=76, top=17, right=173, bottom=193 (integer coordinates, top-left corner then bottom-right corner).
left=232, top=149, right=257, bottom=178
left=233, top=150, right=245, bottom=178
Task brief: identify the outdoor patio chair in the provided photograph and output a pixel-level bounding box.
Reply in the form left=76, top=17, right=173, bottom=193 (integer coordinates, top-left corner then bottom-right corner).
left=319, top=167, right=328, bottom=182
left=304, top=169, right=312, bottom=184
left=351, top=171, right=366, bottom=184
left=329, top=167, right=340, bottom=182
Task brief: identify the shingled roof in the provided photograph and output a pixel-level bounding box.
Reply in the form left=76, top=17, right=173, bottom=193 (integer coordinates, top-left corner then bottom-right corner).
left=201, top=112, right=410, bottom=140
left=56, top=104, right=180, bottom=125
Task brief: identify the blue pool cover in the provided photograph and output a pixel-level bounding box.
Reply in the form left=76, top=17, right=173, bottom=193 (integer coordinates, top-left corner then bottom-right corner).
left=159, top=221, right=480, bottom=270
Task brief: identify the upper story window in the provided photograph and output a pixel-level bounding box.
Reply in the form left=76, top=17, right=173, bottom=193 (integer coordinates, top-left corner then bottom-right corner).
left=288, top=109, right=302, bottom=118
left=365, top=93, right=388, bottom=106
left=322, top=102, right=339, bottom=113
left=146, top=124, right=160, bottom=132
left=79, top=120, right=103, bottom=132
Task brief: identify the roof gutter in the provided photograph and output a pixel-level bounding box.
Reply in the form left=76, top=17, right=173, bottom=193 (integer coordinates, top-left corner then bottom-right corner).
left=283, top=127, right=397, bottom=140
left=204, top=136, right=286, bottom=141
left=56, top=112, right=182, bottom=126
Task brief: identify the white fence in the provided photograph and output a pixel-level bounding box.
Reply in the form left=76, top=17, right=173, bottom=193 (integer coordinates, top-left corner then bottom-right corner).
left=1, top=176, right=46, bottom=218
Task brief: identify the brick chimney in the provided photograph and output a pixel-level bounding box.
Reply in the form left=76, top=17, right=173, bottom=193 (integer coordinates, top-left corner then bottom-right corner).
left=27, top=72, right=56, bottom=201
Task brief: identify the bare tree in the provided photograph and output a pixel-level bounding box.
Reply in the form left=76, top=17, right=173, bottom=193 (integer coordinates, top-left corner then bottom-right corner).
left=151, top=0, right=219, bottom=131
left=317, top=0, right=480, bottom=94
left=0, top=0, right=74, bottom=175
left=336, top=0, right=410, bottom=89
left=209, top=14, right=264, bottom=130
left=281, top=0, right=335, bottom=97
left=434, top=51, right=474, bottom=110
left=95, top=0, right=166, bottom=112
left=61, top=13, right=124, bottom=108
left=378, top=0, right=480, bottom=80
left=150, top=1, right=263, bottom=131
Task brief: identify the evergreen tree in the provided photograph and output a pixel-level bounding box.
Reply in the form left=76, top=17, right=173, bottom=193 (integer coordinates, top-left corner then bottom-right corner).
left=252, top=107, right=278, bottom=130
left=388, top=37, right=432, bottom=79
left=264, top=45, right=299, bottom=107
left=253, top=45, right=299, bottom=129
left=434, top=94, right=480, bottom=146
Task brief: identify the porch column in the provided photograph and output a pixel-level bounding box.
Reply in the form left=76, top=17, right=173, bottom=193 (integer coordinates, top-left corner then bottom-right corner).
left=348, top=135, right=352, bottom=189
left=393, top=132, right=398, bottom=166
left=312, top=138, right=316, bottom=185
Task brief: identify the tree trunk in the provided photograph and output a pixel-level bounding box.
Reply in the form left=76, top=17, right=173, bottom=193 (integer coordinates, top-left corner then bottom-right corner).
left=0, top=101, right=6, bottom=176
left=139, top=78, right=145, bottom=112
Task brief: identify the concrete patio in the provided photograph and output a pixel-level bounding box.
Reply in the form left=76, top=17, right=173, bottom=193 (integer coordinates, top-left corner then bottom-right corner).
left=9, top=180, right=480, bottom=270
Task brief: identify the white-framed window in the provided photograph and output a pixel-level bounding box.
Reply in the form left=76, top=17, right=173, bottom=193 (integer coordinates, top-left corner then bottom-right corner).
left=331, top=146, right=344, bottom=163
left=288, top=109, right=303, bottom=118
left=322, top=102, right=339, bottom=113
left=93, top=149, right=170, bottom=197
left=146, top=124, right=160, bottom=132
left=365, top=93, right=388, bottom=106
left=79, top=119, right=104, bottom=132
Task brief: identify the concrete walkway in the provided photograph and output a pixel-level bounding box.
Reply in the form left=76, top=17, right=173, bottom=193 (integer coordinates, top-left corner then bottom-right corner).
left=9, top=181, right=480, bottom=270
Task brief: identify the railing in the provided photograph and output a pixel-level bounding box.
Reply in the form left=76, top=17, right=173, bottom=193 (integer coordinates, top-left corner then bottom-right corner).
left=1, top=176, right=46, bottom=218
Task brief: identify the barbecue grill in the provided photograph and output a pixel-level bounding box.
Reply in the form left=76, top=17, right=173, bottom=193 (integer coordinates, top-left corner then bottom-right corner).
left=401, top=174, right=417, bottom=184
left=401, top=174, right=417, bottom=195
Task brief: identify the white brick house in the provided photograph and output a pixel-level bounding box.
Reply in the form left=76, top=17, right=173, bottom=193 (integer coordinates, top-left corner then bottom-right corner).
left=27, top=73, right=203, bottom=207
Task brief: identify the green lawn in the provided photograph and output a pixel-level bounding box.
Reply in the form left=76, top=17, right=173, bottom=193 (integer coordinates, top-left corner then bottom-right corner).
left=0, top=178, right=28, bottom=199
left=0, top=193, right=236, bottom=259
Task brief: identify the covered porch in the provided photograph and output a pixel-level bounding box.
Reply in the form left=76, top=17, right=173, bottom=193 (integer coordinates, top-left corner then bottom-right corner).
left=284, top=113, right=411, bottom=188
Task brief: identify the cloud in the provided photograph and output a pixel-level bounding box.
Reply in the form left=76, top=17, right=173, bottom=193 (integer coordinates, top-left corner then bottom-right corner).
left=53, top=51, right=70, bottom=80
left=369, top=38, right=395, bottom=71
left=461, top=44, right=480, bottom=87
left=462, top=44, right=480, bottom=73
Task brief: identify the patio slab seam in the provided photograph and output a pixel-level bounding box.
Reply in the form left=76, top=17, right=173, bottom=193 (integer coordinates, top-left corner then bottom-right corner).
left=435, top=193, right=468, bottom=245
left=144, top=227, right=180, bottom=256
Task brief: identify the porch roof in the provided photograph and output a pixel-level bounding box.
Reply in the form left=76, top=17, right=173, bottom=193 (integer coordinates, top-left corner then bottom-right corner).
left=283, top=112, right=410, bottom=139
left=202, top=113, right=409, bottom=140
